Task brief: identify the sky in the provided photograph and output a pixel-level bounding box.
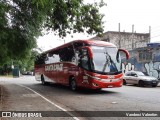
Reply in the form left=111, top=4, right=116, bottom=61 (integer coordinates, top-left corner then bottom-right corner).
left=37, top=0, right=160, bottom=51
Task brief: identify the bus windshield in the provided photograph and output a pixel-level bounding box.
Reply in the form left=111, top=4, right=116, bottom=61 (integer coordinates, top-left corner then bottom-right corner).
left=91, top=46, right=121, bottom=75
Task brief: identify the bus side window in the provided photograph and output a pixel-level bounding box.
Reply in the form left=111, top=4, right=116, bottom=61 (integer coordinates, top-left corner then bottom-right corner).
left=77, top=49, right=90, bottom=70
left=59, top=46, right=75, bottom=63
left=35, top=53, right=46, bottom=65
left=45, top=54, right=50, bottom=64
left=52, top=54, right=60, bottom=63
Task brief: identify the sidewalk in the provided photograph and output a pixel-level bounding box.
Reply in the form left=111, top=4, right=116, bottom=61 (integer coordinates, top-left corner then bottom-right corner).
left=0, top=78, right=76, bottom=120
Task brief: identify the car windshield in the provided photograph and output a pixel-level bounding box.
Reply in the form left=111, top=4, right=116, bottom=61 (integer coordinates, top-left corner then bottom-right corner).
left=136, top=71, right=145, bottom=76
left=91, top=46, right=121, bottom=75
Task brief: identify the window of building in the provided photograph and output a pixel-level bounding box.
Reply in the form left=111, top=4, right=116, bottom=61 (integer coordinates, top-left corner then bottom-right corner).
left=138, top=50, right=152, bottom=62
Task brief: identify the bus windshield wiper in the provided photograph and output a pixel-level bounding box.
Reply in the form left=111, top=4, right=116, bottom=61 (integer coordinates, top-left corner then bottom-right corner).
left=102, top=52, right=110, bottom=72
left=102, top=52, right=118, bottom=73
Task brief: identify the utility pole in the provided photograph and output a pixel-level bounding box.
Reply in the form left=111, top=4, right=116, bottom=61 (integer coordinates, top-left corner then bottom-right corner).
left=149, top=26, right=151, bottom=43
left=132, top=24, right=134, bottom=49
left=118, top=23, right=121, bottom=48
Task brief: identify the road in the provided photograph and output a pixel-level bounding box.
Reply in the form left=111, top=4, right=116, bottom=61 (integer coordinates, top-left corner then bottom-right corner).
left=0, top=76, right=160, bottom=120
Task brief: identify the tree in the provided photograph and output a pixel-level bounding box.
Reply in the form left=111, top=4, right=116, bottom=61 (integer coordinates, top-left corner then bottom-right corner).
left=0, top=0, right=106, bottom=65
left=0, top=49, right=40, bottom=75
left=12, top=49, right=40, bottom=73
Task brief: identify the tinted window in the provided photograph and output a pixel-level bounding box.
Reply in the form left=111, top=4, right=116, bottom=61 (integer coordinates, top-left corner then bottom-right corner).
left=35, top=54, right=46, bottom=65
left=131, top=72, right=137, bottom=76
left=125, top=72, right=131, bottom=76
left=59, top=45, right=75, bottom=63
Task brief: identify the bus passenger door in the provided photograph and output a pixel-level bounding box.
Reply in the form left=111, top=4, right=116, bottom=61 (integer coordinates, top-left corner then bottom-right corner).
left=77, top=48, right=90, bottom=71
left=75, top=48, right=91, bottom=86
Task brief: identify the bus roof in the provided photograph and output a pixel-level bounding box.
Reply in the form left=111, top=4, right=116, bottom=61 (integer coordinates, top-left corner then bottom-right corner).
left=44, top=39, right=116, bottom=54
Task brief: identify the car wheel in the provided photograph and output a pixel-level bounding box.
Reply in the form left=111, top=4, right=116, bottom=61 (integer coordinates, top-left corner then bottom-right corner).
left=70, top=77, right=77, bottom=91
left=123, top=79, right=127, bottom=85
left=138, top=80, right=144, bottom=87
left=152, top=84, right=157, bottom=87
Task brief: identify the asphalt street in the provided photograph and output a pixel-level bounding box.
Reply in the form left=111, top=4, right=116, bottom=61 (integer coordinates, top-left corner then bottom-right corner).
left=0, top=76, right=160, bottom=120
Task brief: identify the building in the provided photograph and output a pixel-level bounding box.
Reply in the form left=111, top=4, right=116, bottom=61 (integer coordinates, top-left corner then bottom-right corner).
left=91, top=31, right=150, bottom=51
left=122, top=43, right=160, bottom=79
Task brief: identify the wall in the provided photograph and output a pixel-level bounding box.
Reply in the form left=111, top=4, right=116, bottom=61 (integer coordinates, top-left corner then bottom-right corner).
left=122, top=46, right=160, bottom=79
left=91, top=31, right=150, bottom=51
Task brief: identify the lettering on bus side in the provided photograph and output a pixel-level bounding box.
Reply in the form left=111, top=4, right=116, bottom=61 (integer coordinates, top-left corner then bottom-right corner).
left=45, top=64, right=63, bottom=71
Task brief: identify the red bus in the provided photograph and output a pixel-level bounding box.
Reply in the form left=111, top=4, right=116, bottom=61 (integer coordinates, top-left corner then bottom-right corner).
left=35, top=40, right=129, bottom=91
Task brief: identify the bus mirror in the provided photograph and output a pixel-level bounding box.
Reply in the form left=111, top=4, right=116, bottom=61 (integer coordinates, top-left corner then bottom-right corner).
left=118, top=49, right=130, bottom=59
left=116, top=51, right=120, bottom=63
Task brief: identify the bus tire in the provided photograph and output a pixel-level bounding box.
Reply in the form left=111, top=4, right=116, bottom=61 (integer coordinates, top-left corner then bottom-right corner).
left=152, top=84, right=157, bottom=87
left=96, top=88, right=102, bottom=91
left=70, top=77, right=77, bottom=91
left=41, top=75, right=47, bottom=85
left=123, top=79, right=127, bottom=85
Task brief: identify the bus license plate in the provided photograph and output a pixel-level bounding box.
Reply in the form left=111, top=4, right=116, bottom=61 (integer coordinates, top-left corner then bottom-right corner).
left=108, top=85, right=113, bottom=88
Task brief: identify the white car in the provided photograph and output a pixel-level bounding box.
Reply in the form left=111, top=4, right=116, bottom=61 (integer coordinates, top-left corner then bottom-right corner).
left=123, top=71, right=159, bottom=87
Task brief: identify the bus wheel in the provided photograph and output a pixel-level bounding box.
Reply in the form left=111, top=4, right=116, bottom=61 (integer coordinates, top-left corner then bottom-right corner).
left=70, top=77, right=77, bottom=91
left=41, top=75, right=46, bottom=85
left=96, top=88, right=102, bottom=91
left=152, top=84, right=157, bottom=87
left=123, top=79, right=127, bottom=85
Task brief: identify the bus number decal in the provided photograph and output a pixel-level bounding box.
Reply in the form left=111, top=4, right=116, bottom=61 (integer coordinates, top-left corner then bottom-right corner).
left=45, top=64, right=63, bottom=71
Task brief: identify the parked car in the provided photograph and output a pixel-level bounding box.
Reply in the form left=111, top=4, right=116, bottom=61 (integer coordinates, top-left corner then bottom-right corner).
left=123, top=71, right=159, bottom=87
left=22, top=71, right=33, bottom=75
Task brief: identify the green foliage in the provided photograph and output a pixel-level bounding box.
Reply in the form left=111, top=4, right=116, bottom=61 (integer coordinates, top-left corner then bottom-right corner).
left=0, top=49, right=40, bottom=75
left=0, top=0, right=106, bottom=65
left=0, top=0, right=40, bottom=65
left=40, top=0, right=106, bottom=37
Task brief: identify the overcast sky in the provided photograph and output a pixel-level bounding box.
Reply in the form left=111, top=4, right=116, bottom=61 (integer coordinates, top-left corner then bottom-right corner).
left=37, top=0, right=160, bottom=51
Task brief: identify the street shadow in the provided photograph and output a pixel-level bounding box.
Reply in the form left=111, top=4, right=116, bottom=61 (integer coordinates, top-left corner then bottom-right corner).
left=76, top=88, right=118, bottom=95
left=52, top=83, right=119, bottom=95
left=123, top=84, right=160, bottom=89
left=31, top=83, right=119, bottom=95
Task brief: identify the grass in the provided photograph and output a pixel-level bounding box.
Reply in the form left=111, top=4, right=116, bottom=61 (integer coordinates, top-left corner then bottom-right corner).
left=0, top=74, right=13, bottom=77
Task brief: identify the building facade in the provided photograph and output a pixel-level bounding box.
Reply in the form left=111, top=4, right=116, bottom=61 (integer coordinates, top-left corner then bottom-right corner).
left=122, top=43, right=160, bottom=79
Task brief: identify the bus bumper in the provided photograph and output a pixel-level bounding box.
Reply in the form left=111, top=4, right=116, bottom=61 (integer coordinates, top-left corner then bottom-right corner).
left=88, top=79, right=123, bottom=89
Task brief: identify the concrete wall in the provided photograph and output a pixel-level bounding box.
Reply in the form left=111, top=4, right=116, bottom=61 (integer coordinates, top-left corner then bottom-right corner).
left=91, top=31, right=150, bottom=50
